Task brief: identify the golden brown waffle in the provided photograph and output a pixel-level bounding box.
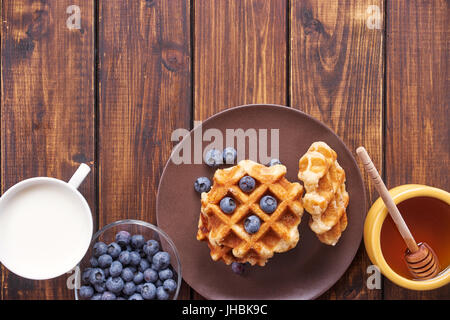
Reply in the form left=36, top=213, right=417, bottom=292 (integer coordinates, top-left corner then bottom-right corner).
left=197, top=160, right=304, bottom=266
left=298, top=142, right=349, bottom=246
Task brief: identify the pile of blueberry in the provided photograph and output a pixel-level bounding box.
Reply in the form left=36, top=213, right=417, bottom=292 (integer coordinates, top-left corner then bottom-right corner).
left=194, top=147, right=282, bottom=275
left=79, top=231, right=177, bottom=300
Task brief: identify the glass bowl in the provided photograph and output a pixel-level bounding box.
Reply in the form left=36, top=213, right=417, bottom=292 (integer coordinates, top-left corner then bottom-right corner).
left=75, top=219, right=182, bottom=300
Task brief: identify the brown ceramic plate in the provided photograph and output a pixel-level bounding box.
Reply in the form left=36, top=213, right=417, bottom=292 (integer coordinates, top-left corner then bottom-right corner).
left=156, top=104, right=366, bottom=300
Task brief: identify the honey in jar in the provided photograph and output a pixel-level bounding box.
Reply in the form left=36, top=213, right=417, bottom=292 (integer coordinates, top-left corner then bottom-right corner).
left=380, top=196, right=450, bottom=279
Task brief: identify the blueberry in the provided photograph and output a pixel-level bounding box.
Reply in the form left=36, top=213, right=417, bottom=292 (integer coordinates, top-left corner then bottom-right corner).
left=194, top=177, right=212, bottom=193
left=244, top=215, right=261, bottom=234
left=118, top=251, right=131, bottom=265
left=269, top=158, right=282, bottom=166
left=126, top=245, right=133, bottom=252
left=103, top=268, right=110, bottom=278
left=91, top=293, right=102, bottom=300
left=204, top=148, right=223, bottom=167
left=152, top=252, right=170, bottom=270
left=260, top=195, right=277, bottom=214
left=136, top=283, right=144, bottom=294
left=158, top=269, right=173, bottom=281
left=143, top=268, right=158, bottom=283
left=131, top=234, right=145, bottom=249
left=141, top=283, right=156, bottom=300
left=137, top=248, right=146, bottom=258
left=239, top=176, right=256, bottom=192
left=122, top=281, right=136, bottom=296
left=223, top=147, right=237, bottom=164
left=101, top=291, right=116, bottom=300
left=143, top=239, right=160, bottom=257
left=106, top=277, right=124, bottom=294
left=81, top=268, right=92, bottom=284
left=89, top=257, right=99, bottom=268
left=220, top=197, right=236, bottom=214
left=79, top=285, right=94, bottom=299
left=94, top=282, right=106, bottom=294
left=156, top=286, right=169, bottom=300
left=98, top=254, right=113, bottom=268
left=115, top=230, right=131, bottom=247
left=155, top=279, right=163, bottom=287
left=117, top=297, right=126, bottom=300
left=121, top=267, right=135, bottom=282
left=129, top=251, right=141, bottom=266
left=107, top=242, right=122, bottom=259
left=128, top=293, right=143, bottom=300
left=133, top=271, right=144, bottom=284
left=231, top=262, right=245, bottom=275
left=163, top=279, right=177, bottom=293
left=109, top=261, right=123, bottom=277
left=89, top=268, right=105, bottom=285
left=138, top=259, right=150, bottom=273
left=93, top=242, right=108, bottom=257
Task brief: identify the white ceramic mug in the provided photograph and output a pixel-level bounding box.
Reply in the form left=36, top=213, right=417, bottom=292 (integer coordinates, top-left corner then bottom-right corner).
left=0, top=164, right=93, bottom=280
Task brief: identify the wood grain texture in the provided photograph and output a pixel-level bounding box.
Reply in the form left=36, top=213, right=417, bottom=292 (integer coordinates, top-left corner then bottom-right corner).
left=194, top=0, right=287, bottom=120
left=98, top=0, right=191, bottom=299
left=1, top=0, right=95, bottom=299
left=194, top=0, right=287, bottom=299
left=290, top=0, right=384, bottom=299
left=385, top=0, right=449, bottom=300
left=1, top=0, right=448, bottom=301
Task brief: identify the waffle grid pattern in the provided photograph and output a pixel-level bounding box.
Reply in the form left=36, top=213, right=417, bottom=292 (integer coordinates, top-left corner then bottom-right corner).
left=197, top=160, right=304, bottom=266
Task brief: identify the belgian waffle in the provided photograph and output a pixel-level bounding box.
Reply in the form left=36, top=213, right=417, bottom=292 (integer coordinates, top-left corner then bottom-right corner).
left=298, top=142, right=349, bottom=246
left=197, top=160, right=304, bottom=266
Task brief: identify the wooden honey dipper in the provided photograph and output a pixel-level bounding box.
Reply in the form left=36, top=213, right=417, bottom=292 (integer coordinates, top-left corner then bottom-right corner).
left=356, top=147, right=440, bottom=280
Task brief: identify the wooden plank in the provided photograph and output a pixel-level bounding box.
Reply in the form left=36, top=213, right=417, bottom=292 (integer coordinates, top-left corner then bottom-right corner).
left=98, top=0, right=191, bottom=299
left=195, top=0, right=287, bottom=120
left=194, top=0, right=287, bottom=298
left=385, top=0, right=449, bottom=300
left=290, top=0, right=384, bottom=299
left=1, top=0, right=95, bottom=299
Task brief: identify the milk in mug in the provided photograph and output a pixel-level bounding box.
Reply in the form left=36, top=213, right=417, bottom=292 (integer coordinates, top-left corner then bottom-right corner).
left=0, top=165, right=92, bottom=280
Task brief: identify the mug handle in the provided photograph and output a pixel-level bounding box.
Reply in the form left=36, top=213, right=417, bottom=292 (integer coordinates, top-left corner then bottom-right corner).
left=68, top=163, right=91, bottom=189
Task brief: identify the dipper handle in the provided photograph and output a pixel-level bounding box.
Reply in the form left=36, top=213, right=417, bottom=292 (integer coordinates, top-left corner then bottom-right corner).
left=356, top=147, right=419, bottom=253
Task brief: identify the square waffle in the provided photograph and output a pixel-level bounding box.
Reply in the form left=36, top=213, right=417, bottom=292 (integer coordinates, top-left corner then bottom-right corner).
left=298, top=142, right=349, bottom=246
left=197, top=160, right=304, bottom=266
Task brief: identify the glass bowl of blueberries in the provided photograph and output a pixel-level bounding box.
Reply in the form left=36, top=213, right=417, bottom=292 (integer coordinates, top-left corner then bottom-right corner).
left=75, top=219, right=182, bottom=300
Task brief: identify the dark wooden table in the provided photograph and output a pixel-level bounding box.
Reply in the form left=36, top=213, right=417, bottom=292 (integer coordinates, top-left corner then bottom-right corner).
left=1, top=0, right=448, bottom=300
